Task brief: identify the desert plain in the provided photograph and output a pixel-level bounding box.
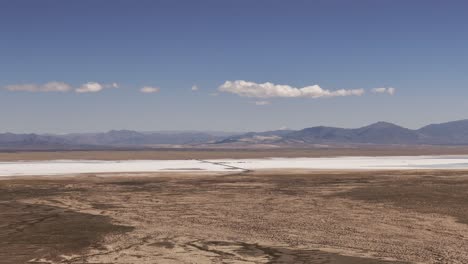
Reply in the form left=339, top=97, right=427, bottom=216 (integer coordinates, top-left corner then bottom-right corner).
left=2, top=149, right=468, bottom=264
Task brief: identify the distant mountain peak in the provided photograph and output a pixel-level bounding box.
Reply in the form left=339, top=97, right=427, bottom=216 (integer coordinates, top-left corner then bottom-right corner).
left=363, top=121, right=402, bottom=129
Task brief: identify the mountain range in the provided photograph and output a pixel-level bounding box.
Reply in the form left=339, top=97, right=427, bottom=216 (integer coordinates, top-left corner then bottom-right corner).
left=1, top=119, right=468, bottom=150
left=220, top=120, right=468, bottom=146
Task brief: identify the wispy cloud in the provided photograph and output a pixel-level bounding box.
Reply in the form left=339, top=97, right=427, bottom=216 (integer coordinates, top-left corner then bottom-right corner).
left=219, top=80, right=365, bottom=98
left=4, top=81, right=119, bottom=93
left=140, top=86, right=160, bottom=93
left=5, top=82, right=72, bottom=92
left=372, top=87, right=396, bottom=95
left=254, top=100, right=270, bottom=106
left=191, top=85, right=199, bottom=91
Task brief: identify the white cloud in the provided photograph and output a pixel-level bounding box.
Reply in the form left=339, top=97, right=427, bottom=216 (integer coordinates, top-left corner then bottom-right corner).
left=140, top=86, right=160, bottom=93
left=75, top=82, right=104, bottom=93
left=75, top=82, right=119, bottom=93
left=254, top=100, right=270, bottom=106
left=219, top=80, right=365, bottom=98
left=4, top=81, right=120, bottom=94
left=372, top=87, right=396, bottom=95
left=372, top=88, right=386, bottom=93
left=5, top=81, right=72, bottom=92
left=191, top=85, right=199, bottom=91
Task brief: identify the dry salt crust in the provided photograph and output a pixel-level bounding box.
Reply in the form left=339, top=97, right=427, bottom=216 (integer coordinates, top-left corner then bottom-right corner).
left=1, top=155, right=468, bottom=177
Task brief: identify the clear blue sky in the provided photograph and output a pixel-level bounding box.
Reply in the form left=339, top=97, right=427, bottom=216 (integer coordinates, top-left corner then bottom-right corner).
left=1, top=0, right=467, bottom=133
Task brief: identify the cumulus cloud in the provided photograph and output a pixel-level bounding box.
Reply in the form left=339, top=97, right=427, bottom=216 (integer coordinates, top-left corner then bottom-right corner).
left=219, top=80, right=365, bottom=98
left=191, top=85, right=199, bottom=91
left=5, top=82, right=72, bottom=92
left=254, top=100, right=270, bottom=106
left=140, top=86, right=160, bottom=93
left=75, top=82, right=104, bottom=93
left=372, top=87, right=396, bottom=95
left=75, top=82, right=119, bottom=93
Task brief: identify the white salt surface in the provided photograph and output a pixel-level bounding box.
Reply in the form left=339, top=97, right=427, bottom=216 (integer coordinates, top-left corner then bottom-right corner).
left=212, top=156, right=468, bottom=170
left=1, top=155, right=468, bottom=177
left=0, top=160, right=230, bottom=177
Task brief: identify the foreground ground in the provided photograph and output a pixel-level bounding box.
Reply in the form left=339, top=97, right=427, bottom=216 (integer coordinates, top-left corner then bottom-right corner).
left=2, top=169, right=468, bottom=263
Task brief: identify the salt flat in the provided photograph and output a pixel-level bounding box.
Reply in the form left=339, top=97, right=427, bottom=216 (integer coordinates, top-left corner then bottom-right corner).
left=0, top=159, right=232, bottom=177
left=214, top=155, right=468, bottom=170
left=2, top=155, right=468, bottom=176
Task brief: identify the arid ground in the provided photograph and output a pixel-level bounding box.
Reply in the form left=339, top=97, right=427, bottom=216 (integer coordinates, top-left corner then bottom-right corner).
left=2, top=166, right=468, bottom=263
left=2, top=146, right=468, bottom=161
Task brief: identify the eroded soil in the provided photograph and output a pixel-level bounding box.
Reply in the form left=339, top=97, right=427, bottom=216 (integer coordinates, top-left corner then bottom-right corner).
left=1, top=170, right=468, bottom=263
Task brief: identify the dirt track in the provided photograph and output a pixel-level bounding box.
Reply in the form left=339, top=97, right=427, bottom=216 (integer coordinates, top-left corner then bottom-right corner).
left=2, top=170, right=468, bottom=263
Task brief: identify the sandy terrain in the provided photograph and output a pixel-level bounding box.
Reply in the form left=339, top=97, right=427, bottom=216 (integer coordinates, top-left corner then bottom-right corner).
left=2, top=169, right=468, bottom=263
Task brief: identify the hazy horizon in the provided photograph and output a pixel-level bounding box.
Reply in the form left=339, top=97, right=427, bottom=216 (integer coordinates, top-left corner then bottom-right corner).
left=2, top=118, right=468, bottom=135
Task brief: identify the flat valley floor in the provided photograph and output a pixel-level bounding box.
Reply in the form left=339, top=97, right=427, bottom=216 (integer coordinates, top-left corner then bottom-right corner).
left=2, top=169, right=468, bottom=264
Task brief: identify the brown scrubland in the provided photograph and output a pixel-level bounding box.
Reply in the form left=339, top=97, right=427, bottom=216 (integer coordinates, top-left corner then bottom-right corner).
left=2, top=165, right=468, bottom=263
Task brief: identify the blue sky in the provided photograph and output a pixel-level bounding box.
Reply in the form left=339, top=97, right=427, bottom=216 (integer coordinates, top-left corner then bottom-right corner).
left=1, top=0, right=467, bottom=133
